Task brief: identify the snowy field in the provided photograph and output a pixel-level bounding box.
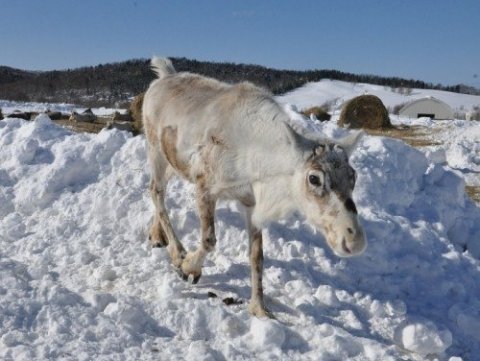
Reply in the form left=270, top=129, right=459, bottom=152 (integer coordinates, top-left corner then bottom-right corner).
left=1, top=82, right=480, bottom=360
left=277, top=79, right=480, bottom=114
left=0, top=99, right=120, bottom=117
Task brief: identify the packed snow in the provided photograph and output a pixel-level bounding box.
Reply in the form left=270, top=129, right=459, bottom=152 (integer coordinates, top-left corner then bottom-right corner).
left=0, top=99, right=121, bottom=117
left=425, top=122, right=480, bottom=187
left=277, top=79, right=480, bottom=114
left=1, top=83, right=480, bottom=360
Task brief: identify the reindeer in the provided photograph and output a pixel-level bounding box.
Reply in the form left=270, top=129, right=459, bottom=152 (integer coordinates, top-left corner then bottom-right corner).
left=142, top=57, right=366, bottom=317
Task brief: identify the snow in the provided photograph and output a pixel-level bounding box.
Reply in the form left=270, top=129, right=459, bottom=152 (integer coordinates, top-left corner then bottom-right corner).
left=394, top=317, right=452, bottom=357
left=277, top=79, right=480, bottom=113
left=437, top=124, right=480, bottom=186
left=1, top=91, right=479, bottom=360
left=0, top=99, right=123, bottom=116
left=246, top=318, right=286, bottom=351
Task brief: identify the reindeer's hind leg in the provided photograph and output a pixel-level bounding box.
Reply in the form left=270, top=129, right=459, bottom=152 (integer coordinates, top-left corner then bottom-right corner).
left=149, top=179, right=168, bottom=248
left=179, top=176, right=217, bottom=283
left=148, top=146, right=186, bottom=268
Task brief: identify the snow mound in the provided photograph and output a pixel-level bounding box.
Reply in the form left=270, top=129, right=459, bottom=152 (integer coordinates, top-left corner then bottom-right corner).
left=394, top=317, right=452, bottom=357
left=443, top=125, right=480, bottom=186
left=0, top=99, right=122, bottom=117
left=247, top=318, right=286, bottom=350
left=276, top=79, right=480, bottom=113
left=1, top=114, right=479, bottom=360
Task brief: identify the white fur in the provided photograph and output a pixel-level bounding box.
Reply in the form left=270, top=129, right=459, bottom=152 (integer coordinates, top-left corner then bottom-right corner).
left=142, top=57, right=366, bottom=316
left=150, top=56, right=176, bottom=79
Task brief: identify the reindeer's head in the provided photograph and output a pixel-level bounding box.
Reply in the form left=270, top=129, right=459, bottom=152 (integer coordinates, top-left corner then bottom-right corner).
left=298, top=143, right=366, bottom=257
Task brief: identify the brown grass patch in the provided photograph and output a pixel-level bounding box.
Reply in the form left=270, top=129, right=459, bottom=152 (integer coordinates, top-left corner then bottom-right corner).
left=465, top=186, right=480, bottom=205
left=301, top=106, right=331, bottom=121
left=51, top=92, right=144, bottom=135
left=53, top=116, right=110, bottom=134
left=364, top=125, right=442, bottom=147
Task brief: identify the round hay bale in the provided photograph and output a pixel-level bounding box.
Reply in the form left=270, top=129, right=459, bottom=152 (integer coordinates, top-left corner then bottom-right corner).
left=339, top=95, right=391, bottom=129
left=301, top=106, right=331, bottom=121
left=129, top=92, right=145, bottom=134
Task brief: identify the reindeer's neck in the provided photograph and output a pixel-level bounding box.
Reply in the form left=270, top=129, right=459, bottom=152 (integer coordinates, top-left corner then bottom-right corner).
left=248, top=112, right=317, bottom=179
left=250, top=174, right=299, bottom=228
left=245, top=116, right=317, bottom=228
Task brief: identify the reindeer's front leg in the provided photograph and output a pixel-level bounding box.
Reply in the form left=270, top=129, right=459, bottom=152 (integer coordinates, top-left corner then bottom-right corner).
left=179, top=176, right=217, bottom=283
left=245, top=208, right=273, bottom=318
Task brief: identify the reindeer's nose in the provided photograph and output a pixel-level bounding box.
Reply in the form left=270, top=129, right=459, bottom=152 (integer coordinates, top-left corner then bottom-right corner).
left=340, top=219, right=367, bottom=256
left=345, top=198, right=357, bottom=214
left=341, top=238, right=352, bottom=254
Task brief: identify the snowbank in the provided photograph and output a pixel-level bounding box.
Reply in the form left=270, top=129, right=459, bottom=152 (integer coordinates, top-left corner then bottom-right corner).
left=277, top=79, right=480, bottom=113
left=394, top=317, right=452, bottom=357
left=0, top=99, right=123, bottom=117
left=438, top=123, right=480, bottom=186
left=1, top=114, right=479, bottom=360
left=0, top=99, right=76, bottom=115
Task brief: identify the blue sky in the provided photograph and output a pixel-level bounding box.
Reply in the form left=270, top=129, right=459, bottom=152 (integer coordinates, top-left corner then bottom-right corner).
left=1, top=0, right=479, bottom=87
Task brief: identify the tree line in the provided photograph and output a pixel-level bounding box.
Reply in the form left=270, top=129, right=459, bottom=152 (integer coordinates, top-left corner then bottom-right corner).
left=0, top=57, right=478, bottom=108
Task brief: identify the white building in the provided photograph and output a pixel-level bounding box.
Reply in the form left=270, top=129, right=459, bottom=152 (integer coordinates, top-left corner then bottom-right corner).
left=399, top=96, right=454, bottom=119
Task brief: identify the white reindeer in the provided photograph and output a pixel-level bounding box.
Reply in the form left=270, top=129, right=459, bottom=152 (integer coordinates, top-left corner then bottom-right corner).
left=142, top=57, right=366, bottom=317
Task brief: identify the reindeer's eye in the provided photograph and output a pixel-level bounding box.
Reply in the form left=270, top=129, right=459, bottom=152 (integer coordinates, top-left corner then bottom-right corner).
left=309, top=174, right=321, bottom=186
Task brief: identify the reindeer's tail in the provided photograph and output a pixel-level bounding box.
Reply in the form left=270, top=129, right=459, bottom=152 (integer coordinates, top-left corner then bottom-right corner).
left=151, top=56, right=176, bottom=79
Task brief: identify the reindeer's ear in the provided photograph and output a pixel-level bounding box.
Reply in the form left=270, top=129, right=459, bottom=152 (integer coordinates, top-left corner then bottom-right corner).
left=335, top=130, right=364, bottom=158
left=313, top=144, right=327, bottom=156
left=332, top=144, right=348, bottom=161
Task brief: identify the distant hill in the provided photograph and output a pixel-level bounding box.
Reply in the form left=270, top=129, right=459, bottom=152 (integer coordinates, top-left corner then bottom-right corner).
left=0, top=57, right=478, bottom=108
left=0, top=66, right=35, bottom=85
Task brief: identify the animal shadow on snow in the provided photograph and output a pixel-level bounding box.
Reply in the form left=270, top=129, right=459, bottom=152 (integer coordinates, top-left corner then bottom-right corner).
left=266, top=221, right=393, bottom=345
left=164, top=203, right=371, bottom=351
left=177, top=206, right=298, bottom=308
left=163, top=199, right=381, bottom=345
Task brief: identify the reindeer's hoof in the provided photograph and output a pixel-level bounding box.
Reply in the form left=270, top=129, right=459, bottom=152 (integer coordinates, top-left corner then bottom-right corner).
left=149, top=239, right=167, bottom=248
left=176, top=251, right=203, bottom=284
left=177, top=268, right=202, bottom=284
left=149, top=224, right=169, bottom=248
left=248, top=302, right=274, bottom=319
left=150, top=241, right=167, bottom=248
left=150, top=240, right=167, bottom=248
left=149, top=234, right=168, bottom=248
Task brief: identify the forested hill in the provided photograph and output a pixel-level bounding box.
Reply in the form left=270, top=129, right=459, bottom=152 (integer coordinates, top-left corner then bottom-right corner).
left=0, top=57, right=478, bottom=108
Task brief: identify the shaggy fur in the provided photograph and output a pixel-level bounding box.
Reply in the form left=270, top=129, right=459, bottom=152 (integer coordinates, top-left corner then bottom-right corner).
left=129, top=92, right=145, bottom=133
left=142, top=57, right=366, bottom=317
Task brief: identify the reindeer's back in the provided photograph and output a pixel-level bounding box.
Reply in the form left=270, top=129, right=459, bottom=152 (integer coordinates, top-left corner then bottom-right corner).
left=144, top=72, right=300, bottom=190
